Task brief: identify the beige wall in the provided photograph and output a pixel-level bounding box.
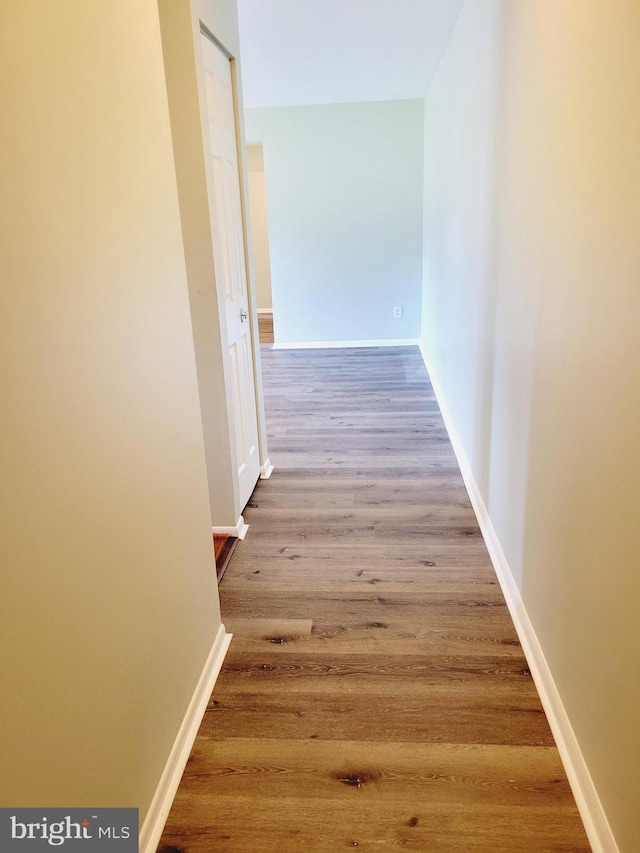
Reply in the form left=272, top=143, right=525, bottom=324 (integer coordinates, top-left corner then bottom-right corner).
left=0, top=0, right=222, bottom=820
left=421, top=1, right=640, bottom=849
left=246, top=145, right=274, bottom=311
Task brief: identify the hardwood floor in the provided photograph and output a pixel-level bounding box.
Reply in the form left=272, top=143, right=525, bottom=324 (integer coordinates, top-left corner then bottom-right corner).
left=158, top=346, right=590, bottom=852
left=213, top=535, right=238, bottom=584
left=257, top=312, right=274, bottom=344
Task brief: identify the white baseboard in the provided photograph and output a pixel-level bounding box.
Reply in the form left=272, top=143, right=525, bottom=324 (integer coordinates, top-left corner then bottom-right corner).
left=260, top=458, right=274, bottom=479
left=418, top=341, right=618, bottom=853
left=257, top=308, right=273, bottom=315
left=212, top=515, right=248, bottom=539
left=139, top=624, right=232, bottom=853
left=271, top=338, right=420, bottom=350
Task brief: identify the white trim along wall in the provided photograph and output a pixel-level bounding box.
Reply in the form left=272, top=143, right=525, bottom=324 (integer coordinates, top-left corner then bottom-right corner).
left=418, top=344, right=617, bottom=853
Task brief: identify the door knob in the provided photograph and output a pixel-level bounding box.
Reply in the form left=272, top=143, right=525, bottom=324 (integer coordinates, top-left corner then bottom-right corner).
left=240, top=309, right=248, bottom=322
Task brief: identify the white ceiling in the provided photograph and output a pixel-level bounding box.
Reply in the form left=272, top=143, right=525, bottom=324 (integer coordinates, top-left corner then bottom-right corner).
left=237, top=0, right=465, bottom=109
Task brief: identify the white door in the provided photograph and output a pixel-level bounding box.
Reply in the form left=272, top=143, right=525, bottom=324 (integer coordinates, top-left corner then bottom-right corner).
left=201, top=34, right=260, bottom=509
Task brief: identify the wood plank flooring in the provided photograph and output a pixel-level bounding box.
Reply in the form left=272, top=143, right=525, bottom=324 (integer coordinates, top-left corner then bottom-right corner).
left=213, top=534, right=238, bottom=584
left=257, top=312, right=274, bottom=344
left=158, top=346, right=590, bottom=852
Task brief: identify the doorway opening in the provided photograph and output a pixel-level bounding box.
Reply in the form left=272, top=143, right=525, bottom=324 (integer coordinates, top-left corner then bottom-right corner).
left=246, top=143, right=274, bottom=344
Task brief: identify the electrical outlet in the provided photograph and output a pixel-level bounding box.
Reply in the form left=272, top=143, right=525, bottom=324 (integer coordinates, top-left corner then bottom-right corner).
left=393, top=306, right=402, bottom=319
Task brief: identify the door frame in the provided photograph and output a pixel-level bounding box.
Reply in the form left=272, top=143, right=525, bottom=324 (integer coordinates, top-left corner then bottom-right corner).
left=200, top=23, right=273, bottom=484
left=158, top=0, right=272, bottom=538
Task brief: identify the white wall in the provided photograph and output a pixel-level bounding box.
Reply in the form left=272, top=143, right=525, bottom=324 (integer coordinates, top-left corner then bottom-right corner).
left=0, top=0, right=222, bottom=821
left=421, top=1, right=640, bottom=849
left=246, top=144, right=274, bottom=311
left=245, top=100, right=424, bottom=343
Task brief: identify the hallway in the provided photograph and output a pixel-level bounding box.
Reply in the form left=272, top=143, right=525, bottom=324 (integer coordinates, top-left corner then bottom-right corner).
left=159, top=345, right=589, bottom=851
